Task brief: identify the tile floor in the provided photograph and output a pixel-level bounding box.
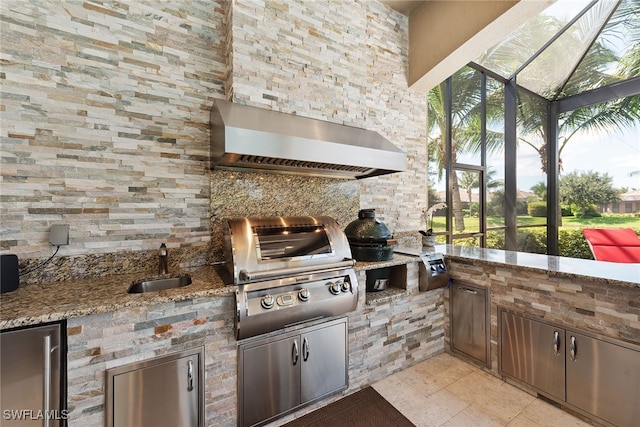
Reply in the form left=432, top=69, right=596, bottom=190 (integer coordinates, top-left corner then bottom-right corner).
left=372, top=352, right=593, bottom=427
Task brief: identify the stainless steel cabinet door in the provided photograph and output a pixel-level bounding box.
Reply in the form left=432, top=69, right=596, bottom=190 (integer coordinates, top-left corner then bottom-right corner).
left=108, top=350, right=202, bottom=427
left=241, top=336, right=301, bottom=427
left=566, top=331, right=640, bottom=427
left=500, top=310, right=565, bottom=401
left=451, top=284, right=488, bottom=365
left=1, top=324, right=62, bottom=427
left=300, top=321, right=347, bottom=403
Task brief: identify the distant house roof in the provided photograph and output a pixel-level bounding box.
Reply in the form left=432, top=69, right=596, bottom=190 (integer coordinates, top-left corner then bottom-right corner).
left=621, top=190, right=640, bottom=202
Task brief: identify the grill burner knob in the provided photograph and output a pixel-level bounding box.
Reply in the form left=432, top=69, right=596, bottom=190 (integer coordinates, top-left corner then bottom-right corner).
left=261, top=294, right=275, bottom=309
left=298, top=288, right=310, bottom=301
left=340, top=281, right=351, bottom=293
left=328, top=282, right=341, bottom=295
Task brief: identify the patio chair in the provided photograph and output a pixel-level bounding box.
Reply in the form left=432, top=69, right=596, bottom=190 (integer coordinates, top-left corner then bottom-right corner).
left=582, top=228, right=640, bottom=263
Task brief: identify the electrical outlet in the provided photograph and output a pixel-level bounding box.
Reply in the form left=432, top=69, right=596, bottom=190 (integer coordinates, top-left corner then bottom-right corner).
left=49, top=224, right=70, bottom=246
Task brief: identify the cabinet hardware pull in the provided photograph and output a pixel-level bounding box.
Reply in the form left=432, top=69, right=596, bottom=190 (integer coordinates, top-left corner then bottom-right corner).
left=552, top=331, right=560, bottom=356
left=302, top=337, right=310, bottom=362
left=458, top=287, right=478, bottom=294
left=187, top=360, right=194, bottom=392
left=570, top=336, right=577, bottom=361
left=292, top=340, right=299, bottom=365
left=43, top=335, right=51, bottom=427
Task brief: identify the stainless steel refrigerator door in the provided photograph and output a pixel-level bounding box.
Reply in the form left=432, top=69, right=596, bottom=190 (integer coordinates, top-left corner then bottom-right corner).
left=107, top=349, right=203, bottom=427
left=1, top=324, right=62, bottom=427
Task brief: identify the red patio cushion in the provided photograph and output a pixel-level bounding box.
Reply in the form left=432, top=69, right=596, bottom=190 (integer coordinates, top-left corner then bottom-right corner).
left=582, top=228, right=640, bottom=263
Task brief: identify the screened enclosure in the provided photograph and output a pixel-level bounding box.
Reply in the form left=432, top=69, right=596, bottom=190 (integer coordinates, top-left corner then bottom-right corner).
left=427, top=0, right=640, bottom=258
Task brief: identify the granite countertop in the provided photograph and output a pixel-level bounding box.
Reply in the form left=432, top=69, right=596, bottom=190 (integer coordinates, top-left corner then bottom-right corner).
left=1, top=256, right=422, bottom=330
left=354, top=253, right=417, bottom=271
left=397, top=244, right=640, bottom=289
left=3, top=246, right=637, bottom=330
left=0, top=265, right=234, bottom=330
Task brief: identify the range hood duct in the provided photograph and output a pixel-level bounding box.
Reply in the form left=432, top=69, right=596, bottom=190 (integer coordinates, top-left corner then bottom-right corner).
left=210, top=99, right=407, bottom=179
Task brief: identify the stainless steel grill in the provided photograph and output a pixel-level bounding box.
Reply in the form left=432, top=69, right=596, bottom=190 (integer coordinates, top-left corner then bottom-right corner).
left=223, top=216, right=359, bottom=340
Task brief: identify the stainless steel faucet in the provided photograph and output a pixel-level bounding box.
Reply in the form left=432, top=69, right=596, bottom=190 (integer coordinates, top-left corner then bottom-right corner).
left=158, top=243, right=168, bottom=274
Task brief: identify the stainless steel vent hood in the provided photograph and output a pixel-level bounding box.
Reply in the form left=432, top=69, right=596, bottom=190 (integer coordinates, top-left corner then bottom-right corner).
left=210, top=99, right=407, bottom=179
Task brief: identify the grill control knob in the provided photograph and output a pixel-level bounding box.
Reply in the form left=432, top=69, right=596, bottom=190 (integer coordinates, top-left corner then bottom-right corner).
left=340, top=281, right=351, bottom=293
left=298, top=288, right=310, bottom=301
left=328, top=282, right=341, bottom=295
left=261, top=294, right=275, bottom=309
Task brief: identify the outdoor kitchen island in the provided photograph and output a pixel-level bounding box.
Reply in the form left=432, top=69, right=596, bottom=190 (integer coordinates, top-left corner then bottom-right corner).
left=1, top=247, right=638, bottom=427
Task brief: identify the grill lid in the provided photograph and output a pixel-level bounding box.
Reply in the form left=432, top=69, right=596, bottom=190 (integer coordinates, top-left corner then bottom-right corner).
left=210, top=99, right=407, bottom=179
left=223, top=215, right=354, bottom=285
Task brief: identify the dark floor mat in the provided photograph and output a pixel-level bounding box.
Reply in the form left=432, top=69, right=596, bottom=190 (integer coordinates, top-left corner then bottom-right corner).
left=281, top=387, right=415, bottom=427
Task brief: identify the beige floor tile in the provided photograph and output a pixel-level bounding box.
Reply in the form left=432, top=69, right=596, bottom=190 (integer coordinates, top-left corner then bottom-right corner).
left=294, top=353, right=592, bottom=427
left=372, top=372, right=412, bottom=405
left=505, top=414, right=543, bottom=427
left=441, top=405, right=503, bottom=427
left=445, top=370, right=536, bottom=424
left=397, top=388, right=469, bottom=427
left=519, top=398, right=593, bottom=427
left=397, top=352, right=477, bottom=396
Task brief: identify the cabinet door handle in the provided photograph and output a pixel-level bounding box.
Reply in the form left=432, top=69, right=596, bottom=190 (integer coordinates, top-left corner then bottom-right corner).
left=458, top=287, right=477, bottom=295
left=292, top=340, right=299, bottom=366
left=302, top=337, right=310, bottom=362
left=187, top=360, right=194, bottom=392
left=552, top=331, right=560, bottom=356
left=570, top=336, right=577, bottom=361
left=43, top=335, right=51, bottom=427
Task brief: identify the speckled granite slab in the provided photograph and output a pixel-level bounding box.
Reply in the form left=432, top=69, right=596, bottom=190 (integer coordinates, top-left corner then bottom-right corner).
left=3, top=245, right=637, bottom=330
left=0, top=265, right=234, bottom=330
left=396, top=245, right=640, bottom=288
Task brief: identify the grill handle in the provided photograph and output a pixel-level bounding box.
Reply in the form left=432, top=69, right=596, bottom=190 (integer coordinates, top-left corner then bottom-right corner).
left=239, top=259, right=355, bottom=282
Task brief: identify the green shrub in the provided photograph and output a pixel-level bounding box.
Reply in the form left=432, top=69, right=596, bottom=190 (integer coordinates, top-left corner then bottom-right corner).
left=469, top=202, right=479, bottom=218
left=486, top=227, right=593, bottom=259
left=558, top=228, right=593, bottom=259
left=516, top=229, right=547, bottom=253
left=561, top=206, right=573, bottom=217
left=452, top=227, right=624, bottom=261
left=516, top=200, right=529, bottom=215
left=486, top=231, right=505, bottom=249
left=570, top=203, right=601, bottom=218
left=527, top=201, right=547, bottom=217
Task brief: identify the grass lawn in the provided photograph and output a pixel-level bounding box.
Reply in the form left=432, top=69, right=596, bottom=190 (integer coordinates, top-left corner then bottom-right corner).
left=560, top=215, right=640, bottom=229
left=430, top=214, right=640, bottom=232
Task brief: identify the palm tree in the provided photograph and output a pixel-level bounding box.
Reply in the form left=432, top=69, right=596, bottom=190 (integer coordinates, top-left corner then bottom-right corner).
left=427, top=68, right=504, bottom=232
left=500, top=3, right=640, bottom=174
left=459, top=168, right=502, bottom=208
left=530, top=182, right=547, bottom=201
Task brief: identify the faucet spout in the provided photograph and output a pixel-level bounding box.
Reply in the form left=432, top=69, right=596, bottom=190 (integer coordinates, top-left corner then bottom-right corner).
left=158, top=243, right=168, bottom=275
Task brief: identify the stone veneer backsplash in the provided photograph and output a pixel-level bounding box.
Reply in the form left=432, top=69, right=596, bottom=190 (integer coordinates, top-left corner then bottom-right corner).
left=64, top=261, right=445, bottom=426
left=1, top=0, right=427, bottom=282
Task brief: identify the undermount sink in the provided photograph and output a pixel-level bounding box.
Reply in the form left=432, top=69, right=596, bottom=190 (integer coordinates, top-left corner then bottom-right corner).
left=128, top=274, right=192, bottom=293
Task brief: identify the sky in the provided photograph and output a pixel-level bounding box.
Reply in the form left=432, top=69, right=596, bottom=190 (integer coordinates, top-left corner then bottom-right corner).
left=518, top=124, right=640, bottom=193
